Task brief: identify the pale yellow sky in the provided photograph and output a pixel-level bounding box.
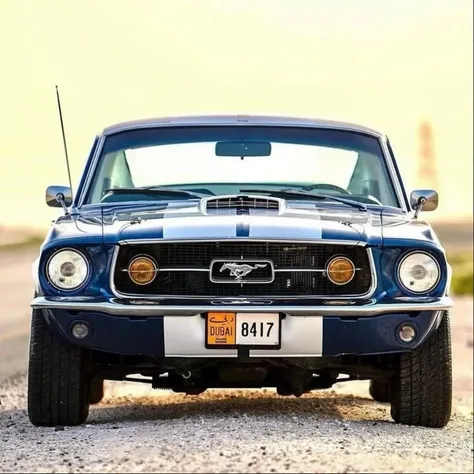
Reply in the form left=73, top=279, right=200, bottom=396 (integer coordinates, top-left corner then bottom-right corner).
left=1, top=0, right=472, bottom=229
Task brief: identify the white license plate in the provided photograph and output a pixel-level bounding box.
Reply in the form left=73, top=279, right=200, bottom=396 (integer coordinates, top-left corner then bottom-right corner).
left=236, top=313, right=280, bottom=346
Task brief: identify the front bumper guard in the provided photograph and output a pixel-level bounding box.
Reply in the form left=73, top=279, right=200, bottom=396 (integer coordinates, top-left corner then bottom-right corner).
left=31, top=296, right=454, bottom=317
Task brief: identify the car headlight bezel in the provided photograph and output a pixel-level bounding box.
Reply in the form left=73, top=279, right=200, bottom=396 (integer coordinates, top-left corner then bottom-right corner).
left=396, top=250, right=441, bottom=295
left=46, top=248, right=91, bottom=291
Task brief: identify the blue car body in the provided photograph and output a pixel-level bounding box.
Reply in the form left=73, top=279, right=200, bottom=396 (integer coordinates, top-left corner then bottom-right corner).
left=27, top=115, right=454, bottom=428
left=33, top=199, right=452, bottom=356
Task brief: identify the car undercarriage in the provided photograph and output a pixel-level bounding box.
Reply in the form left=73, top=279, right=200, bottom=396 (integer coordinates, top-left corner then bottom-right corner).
left=91, top=352, right=394, bottom=397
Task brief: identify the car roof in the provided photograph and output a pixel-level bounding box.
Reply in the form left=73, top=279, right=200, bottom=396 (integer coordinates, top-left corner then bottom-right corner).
left=101, top=115, right=385, bottom=138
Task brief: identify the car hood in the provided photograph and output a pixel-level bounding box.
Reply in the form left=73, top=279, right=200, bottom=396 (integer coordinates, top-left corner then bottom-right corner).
left=42, top=199, right=441, bottom=250
left=95, top=200, right=385, bottom=246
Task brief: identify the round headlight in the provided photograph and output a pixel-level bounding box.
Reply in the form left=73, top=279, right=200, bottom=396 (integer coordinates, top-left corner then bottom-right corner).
left=398, top=251, right=440, bottom=293
left=128, top=256, right=157, bottom=285
left=47, top=249, right=89, bottom=290
left=326, top=256, right=356, bottom=285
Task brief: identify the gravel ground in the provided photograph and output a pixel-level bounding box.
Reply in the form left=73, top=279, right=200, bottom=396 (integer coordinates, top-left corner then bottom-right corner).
left=0, top=250, right=472, bottom=473
left=1, top=374, right=472, bottom=473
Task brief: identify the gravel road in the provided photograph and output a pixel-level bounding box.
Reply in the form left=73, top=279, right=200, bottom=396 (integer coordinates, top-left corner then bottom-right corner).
left=0, top=250, right=473, bottom=473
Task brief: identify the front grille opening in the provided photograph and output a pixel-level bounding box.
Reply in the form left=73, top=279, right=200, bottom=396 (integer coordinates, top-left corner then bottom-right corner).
left=113, top=242, right=373, bottom=298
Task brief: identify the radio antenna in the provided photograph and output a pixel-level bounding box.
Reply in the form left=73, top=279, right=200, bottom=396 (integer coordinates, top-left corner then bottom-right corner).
left=55, top=85, right=74, bottom=197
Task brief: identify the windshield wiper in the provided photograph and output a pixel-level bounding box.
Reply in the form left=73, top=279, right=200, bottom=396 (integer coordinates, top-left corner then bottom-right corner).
left=240, top=188, right=367, bottom=211
left=104, top=186, right=205, bottom=199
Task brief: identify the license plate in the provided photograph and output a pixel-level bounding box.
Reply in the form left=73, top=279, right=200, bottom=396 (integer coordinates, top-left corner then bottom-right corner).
left=206, top=312, right=280, bottom=348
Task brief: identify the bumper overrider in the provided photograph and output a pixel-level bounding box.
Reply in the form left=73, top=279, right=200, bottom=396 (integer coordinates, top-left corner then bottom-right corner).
left=31, top=295, right=453, bottom=358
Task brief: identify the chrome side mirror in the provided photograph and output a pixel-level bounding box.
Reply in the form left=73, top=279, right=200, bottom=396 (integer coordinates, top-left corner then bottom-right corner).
left=410, top=189, right=439, bottom=218
left=46, top=185, right=73, bottom=208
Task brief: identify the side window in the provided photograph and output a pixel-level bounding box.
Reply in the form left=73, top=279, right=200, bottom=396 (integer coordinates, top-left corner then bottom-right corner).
left=112, top=152, right=134, bottom=189
left=348, top=153, right=381, bottom=199
left=386, top=139, right=409, bottom=209
left=88, top=151, right=134, bottom=202
left=347, top=152, right=396, bottom=205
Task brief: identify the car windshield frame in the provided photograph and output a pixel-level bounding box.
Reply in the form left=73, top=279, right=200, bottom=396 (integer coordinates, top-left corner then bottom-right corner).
left=78, top=125, right=406, bottom=210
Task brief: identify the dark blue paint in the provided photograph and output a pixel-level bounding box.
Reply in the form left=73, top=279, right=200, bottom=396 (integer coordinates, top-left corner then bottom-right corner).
left=371, top=247, right=448, bottom=301
left=117, top=214, right=164, bottom=242
left=36, top=210, right=450, bottom=301
left=33, top=119, right=454, bottom=362
left=236, top=210, right=250, bottom=237
left=38, top=245, right=113, bottom=298
left=45, top=309, right=165, bottom=356
left=37, top=178, right=450, bottom=302
left=322, top=310, right=442, bottom=356
left=43, top=307, right=442, bottom=357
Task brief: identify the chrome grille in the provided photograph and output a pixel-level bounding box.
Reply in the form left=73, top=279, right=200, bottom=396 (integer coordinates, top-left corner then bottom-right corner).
left=113, top=241, right=373, bottom=298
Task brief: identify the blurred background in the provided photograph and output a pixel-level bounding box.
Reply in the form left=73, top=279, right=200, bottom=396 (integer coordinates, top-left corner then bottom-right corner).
left=0, top=0, right=471, bottom=390
left=0, top=0, right=472, bottom=243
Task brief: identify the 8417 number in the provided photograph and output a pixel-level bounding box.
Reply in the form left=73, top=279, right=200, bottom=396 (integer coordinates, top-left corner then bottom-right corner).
left=235, top=313, right=280, bottom=346
left=241, top=321, right=274, bottom=338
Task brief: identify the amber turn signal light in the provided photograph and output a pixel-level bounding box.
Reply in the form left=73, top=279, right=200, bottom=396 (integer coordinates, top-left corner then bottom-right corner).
left=128, top=256, right=157, bottom=285
left=326, top=256, right=355, bottom=285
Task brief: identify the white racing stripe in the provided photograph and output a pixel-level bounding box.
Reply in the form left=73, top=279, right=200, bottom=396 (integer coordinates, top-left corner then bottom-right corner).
left=161, top=215, right=237, bottom=239
left=248, top=216, right=323, bottom=240
left=250, top=315, right=323, bottom=357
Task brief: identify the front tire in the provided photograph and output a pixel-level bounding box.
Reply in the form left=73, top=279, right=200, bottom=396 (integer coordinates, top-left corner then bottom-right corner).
left=390, top=311, right=452, bottom=428
left=27, top=308, right=90, bottom=426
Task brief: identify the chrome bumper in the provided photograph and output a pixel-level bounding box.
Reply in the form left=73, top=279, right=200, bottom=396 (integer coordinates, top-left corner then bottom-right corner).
left=30, top=296, right=454, bottom=317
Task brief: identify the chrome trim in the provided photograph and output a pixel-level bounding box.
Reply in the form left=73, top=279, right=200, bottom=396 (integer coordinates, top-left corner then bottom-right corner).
left=199, top=194, right=287, bottom=216
left=277, top=267, right=361, bottom=273
left=209, top=259, right=275, bottom=284
left=211, top=299, right=274, bottom=305
left=120, top=267, right=209, bottom=273
left=101, top=116, right=385, bottom=138
left=118, top=267, right=363, bottom=273
left=118, top=238, right=368, bottom=246
left=109, top=244, right=378, bottom=300
left=31, top=295, right=454, bottom=317
left=379, top=135, right=409, bottom=212
left=396, top=250, right=442, bottom=295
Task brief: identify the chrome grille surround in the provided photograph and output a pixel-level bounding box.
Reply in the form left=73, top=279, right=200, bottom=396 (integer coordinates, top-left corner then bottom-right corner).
left=110, top=239, right=377, bottom=300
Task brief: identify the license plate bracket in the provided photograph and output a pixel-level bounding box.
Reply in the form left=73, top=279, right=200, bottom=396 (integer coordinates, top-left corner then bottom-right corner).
left=205, top=312, right=282, bottom=350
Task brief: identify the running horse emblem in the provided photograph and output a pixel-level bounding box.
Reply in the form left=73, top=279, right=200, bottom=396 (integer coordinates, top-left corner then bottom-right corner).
left=219, top=262, right=268, bottom=280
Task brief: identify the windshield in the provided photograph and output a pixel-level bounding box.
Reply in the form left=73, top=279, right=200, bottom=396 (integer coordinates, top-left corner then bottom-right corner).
left=85, top=126, right=399, bottom=207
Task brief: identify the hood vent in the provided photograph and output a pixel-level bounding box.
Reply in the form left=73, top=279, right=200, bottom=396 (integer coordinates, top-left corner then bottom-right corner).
left=202, top=194, right=284, bottom=214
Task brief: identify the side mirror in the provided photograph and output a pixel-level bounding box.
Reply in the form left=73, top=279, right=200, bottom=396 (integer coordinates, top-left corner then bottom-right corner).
left=410, top=189, right=438, bottom=217
left=46, top=185, right=73, bottom=208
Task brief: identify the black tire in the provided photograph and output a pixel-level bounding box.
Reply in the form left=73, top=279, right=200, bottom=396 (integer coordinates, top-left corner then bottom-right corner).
left=89, top=378, right=105, bottom=405
left=277, top=386, right=292, bottom=396
left=369, top=379, right=390, bottom=403
left=390, top=311, right=452, bottom=428
left=27, top=308, right=90, bottom=426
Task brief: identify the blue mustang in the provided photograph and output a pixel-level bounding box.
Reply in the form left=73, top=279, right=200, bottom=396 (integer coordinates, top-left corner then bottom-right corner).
left=29, top=115, right=453, bottom=428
